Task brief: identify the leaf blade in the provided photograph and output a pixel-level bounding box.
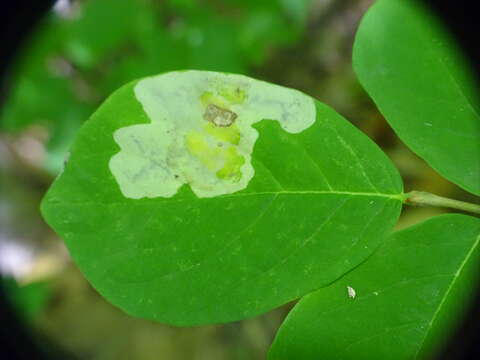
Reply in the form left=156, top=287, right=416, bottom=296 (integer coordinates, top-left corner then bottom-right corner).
left=353, top=0, right=480, bottom=195
left=41, top=71, right=403, bottom=325
left=269, top=214, right=480, bottom=360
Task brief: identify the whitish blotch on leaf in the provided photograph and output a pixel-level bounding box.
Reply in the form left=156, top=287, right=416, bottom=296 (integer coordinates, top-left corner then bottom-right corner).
left=109, top=70, right=315, bottom=199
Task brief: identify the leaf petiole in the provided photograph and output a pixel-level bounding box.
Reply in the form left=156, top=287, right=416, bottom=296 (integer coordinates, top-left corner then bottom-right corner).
left=405, top=191, right=480, bottom=215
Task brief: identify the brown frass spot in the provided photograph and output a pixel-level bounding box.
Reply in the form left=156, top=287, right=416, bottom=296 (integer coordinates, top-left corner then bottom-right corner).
left=203, top=104, right=237, bottom=127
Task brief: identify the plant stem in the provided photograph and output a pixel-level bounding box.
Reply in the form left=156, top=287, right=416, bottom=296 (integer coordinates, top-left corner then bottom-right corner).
left=405, top=191, right=480, bottom=215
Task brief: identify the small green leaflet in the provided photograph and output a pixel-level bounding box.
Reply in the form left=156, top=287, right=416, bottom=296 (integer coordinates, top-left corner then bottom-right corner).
left=41, top=70, right=403, bottom=325
left=353, top=0, right=480, bottom=196
left=269, top=214, right=480, bottom=360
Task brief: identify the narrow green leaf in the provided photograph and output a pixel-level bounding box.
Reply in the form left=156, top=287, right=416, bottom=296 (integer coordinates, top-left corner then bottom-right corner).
left=269, top=214, right=480, bottom=360
left=41, top=71, right=403, bottom=325
left=353, top=0, right=480, bottom=195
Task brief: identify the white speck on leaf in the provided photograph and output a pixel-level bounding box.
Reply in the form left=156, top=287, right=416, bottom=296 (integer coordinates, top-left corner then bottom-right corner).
left=347, top=286, right=356, bottom=299
left=424, top=122, right=433, bottom=127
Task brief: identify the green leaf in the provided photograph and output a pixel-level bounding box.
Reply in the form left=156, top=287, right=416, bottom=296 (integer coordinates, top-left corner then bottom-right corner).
left=269, top=214, right=480, bottom=360
left=353, top=0, right=480, bottom=195
left=41, top=70, right=403, bottom=326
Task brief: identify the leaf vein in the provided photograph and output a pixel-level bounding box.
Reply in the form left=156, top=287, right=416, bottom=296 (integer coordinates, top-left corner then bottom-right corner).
left=412, top=231, right=480, bottom=359
left=330, top=125, right=380, bottom=193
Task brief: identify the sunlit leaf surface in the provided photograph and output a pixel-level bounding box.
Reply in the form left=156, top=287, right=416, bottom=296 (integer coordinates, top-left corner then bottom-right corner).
left=41, top=71, right=403, bottom=325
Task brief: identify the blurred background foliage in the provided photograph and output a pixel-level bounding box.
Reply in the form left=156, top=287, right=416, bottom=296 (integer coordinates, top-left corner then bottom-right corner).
left=0, top=0, right=476, bottom=359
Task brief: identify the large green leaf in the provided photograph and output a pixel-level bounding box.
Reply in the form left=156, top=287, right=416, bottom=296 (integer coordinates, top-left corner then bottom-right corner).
left=41, top=70, right=403, bottom=325
left=353, top=0, right=480, bottom=195
left=269, top=214, right=480, bottom=360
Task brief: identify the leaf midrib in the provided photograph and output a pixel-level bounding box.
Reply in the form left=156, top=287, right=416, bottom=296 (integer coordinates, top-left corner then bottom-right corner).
left=47, top=190, right=405, bottom=207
